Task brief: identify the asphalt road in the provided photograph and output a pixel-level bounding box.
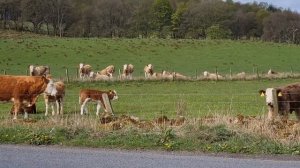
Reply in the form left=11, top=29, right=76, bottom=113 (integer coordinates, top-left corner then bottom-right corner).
left=0, top=145, right=300, bottom=168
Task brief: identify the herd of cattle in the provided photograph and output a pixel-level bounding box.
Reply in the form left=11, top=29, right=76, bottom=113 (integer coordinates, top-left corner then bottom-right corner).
left=0, top=64, right=300, bottom=123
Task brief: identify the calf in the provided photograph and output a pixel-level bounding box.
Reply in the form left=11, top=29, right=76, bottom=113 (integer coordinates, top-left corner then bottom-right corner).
left=44, top=81, right=65, bottom=116
left=79, top=89, right=118, bottom=116
left=259, top=83, right=300, bottom=121
left=10, top=104, right=37, bottom=114
left=29, top=65, right=50, bottom=76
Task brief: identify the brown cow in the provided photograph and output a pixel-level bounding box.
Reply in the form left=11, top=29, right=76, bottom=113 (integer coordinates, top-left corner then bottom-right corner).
left=79, top=89, right=118, bottom=116
left=97, top=65, right=115, bottom=78
left=259, top=83, right=300, bottom=121
left=44, top=81, right=65, bottom=116
left=29, top=65, right=50, bottom=76
left=0, top=75, right=57, bottom=119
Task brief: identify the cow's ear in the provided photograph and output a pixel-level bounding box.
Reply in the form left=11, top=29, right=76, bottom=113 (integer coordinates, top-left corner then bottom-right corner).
left=109, top=90, right=112, bottom=94
left=259, top=90, right=266, bottom=97
left=277, top=89, right=283, bottom=97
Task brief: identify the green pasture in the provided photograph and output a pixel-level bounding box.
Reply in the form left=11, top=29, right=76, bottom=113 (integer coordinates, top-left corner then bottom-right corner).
left=0, top=36, right=300, bottom=78
left=0, top=79, right=299, bottom=120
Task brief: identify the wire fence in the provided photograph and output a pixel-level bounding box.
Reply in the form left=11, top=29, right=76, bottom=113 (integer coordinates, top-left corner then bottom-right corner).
left=0, top=93, right=268, bottom=119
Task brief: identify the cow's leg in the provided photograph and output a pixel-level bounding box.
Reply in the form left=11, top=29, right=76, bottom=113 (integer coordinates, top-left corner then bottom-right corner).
left=24, top=109, right=28, bottom=119
left=58, top=99, right=63, bottom=115
left=80, top=98, right=90, bottom=115
left=96, top=101, right=101, bottom=116
left=45, top=98, right=49, bottom=116
left=51, top=102, right=55, bottom=116
left=295, top=109, right=300, bottom=121
left=13, top=101, right=21, bottom=120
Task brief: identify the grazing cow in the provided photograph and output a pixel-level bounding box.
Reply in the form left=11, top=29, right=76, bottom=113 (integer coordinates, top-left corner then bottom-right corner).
left=121, top=64, right=134, bottom=80
left=79, top=63, right=92, bottom=79
left=162, top=70, right=189, bottom=80
left=144, top=64, right=154, bottom=78
left=29, top=65, right=50, bottom=76
left=79, top=89, right=118, bottom=116
left=0, top=75, right=57, bottom=119
left=97, top=65, right=115, bottom=78
left=236, top=72, right=246, bottom=79
left=203, top=71, right=224, bottom=80
left=259, top=83, right=300, bottom=121
left=44, top=81, right=65, bottom=116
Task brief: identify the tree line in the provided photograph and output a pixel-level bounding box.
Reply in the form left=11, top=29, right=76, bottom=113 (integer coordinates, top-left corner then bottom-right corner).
left=1, top=0, right=300, bottom=44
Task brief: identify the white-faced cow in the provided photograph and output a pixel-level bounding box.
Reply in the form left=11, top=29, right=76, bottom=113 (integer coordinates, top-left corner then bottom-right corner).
left=121, top=64, right=134, bottom=80
left=79, top=63, right=93, bottom=79
left=97, top=65, right=115, bottom=78
left=44, top=81, right=65, bottom=116
left=79, top=89, right=118, bottom=116
left=29, top=65, right=50, bottom=76
left=144, top=64, right=154, bottom=78
left=259, top=83, right=300, bottom=121
left=0, top=75, right=57, bottom=119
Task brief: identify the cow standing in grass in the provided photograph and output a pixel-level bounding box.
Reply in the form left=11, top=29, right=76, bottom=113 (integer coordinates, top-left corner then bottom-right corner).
left=44, top=81, right=65, bottom=116
left=121, top=64, right=134, bottom=80
left=0, top=75, right=57, bottom=119
left=29, top=65, right=50, bottom=76
left=259, top=83, right=300, bottom=121
left=79, top=63, right=93, bottom=79
left=144, top=64, right=154, bottom=78
left=79, top=89, right=118, bottom=116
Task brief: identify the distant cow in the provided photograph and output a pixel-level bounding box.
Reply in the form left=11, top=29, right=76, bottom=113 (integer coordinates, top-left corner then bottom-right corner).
left=97, top=65, right=115, bottom=78
left=29, top=65, right=50, bottom=76
left=259, top=83, right=300, bottom=121
left=203, top=71, right=224, bottom=80
left=267, top=69, right=278, bottom=75
left=79, top=89, right=118, bottom=116
left=121, top=64, right=134, bottom=80
left=44, top=81, right=65, bottom=116
left=0, top=75, right=57, bottom=119
left=162, top=70, right=189, bottom=80
left=144, top=64, right=154, bottom=78
left=79, top=63, right=92, bottom=79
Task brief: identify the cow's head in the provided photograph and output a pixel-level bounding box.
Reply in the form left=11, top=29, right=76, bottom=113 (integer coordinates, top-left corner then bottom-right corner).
left=259, top=88, right=283, bottom=107
left=108, top=90, right=118, bottom=100
left=44, top=78, right=57, bottom=96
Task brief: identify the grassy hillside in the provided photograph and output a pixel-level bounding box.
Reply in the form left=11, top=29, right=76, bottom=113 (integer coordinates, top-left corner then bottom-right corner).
left=0, top=31, right=300, bottom=78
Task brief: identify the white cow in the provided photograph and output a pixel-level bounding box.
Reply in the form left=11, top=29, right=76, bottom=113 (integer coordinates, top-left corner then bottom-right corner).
left=97, top=65, right=115, bottom=78
left=121, top=64, right=134, bottom=80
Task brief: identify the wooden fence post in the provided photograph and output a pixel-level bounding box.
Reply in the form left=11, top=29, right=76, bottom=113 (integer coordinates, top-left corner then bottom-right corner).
left=102, top=93, right=114, bottom=115
left=230, top=67, right=232, bottom=80
left=267, top=88, right=279, bottom=120
left=256, top=67, right=259, bottom=79
left=195, top=69, right=198, bottom=80
left=3, top=70, right=6, bottom=75
left=65, top=68, right=70, bottom=83
left=76, top=68, right=79, bottom=79
left=215, top=66, right=218, bottom=81
left=291, top=66, right=294, bottom=77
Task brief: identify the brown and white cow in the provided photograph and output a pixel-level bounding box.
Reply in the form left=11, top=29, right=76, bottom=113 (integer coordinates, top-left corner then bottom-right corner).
left=97, top=65, right=115, bottom=78
left=79, top=63, right=93, bottom=79
left=0, top=75, right=57, bottom=119
left=44, top=81, right=65, bottom=116
left=29, top=65, right=50, bottom=76
left=121, top=64, right=134, bottom=80
left=79, top=89, right=118, bottom=116
left=259, top=83, right=300, bottom=121
left=144, top=64, right=154, bottom=78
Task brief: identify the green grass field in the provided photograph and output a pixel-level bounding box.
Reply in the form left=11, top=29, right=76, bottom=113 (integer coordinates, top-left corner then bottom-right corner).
left=0, top=31, right=300, bottom=119
left=0, top=32, right=300, bottom=78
